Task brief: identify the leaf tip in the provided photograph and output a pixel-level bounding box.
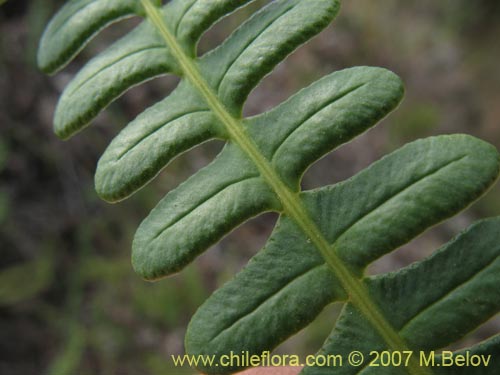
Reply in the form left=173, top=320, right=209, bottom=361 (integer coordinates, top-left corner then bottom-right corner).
left=53, top=121, right=74, bottom=141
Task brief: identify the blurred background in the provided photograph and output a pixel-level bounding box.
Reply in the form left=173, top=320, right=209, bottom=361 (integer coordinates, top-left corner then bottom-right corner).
left=1, top=0, right=499, bottom=374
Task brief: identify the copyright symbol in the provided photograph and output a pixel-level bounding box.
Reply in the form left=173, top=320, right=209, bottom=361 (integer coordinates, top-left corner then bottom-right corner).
left=348, top=351, right=364, bottom=366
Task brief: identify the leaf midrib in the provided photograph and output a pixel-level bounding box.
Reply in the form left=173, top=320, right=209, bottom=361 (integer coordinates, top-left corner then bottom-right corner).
left=68, top=45, right=166, bottom=95
left=51, top=0, right=101, bottom=36
left=140, top=1, right=431, bottom=374
left=152, top=174, right=261, bottom=241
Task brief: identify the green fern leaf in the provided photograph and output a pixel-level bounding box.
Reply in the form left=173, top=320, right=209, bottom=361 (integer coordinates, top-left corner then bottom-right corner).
left=39, top=0, right=500, bottom=374
left=304, top=217, right=500, bottom=374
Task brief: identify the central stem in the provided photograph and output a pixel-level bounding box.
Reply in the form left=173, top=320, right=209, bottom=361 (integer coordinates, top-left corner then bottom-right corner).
left=140, top=1, right=431, bottom=374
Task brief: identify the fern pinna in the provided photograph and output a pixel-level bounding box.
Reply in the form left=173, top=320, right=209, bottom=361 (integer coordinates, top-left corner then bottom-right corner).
left=39, top=0, right=500, bottom=374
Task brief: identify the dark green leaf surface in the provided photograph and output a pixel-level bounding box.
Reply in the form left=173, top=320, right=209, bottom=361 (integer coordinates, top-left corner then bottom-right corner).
left=186, top=216, right=343, bottom=373
left=186, top=135, right=500, bottom=374
left=247, top=66, right=404, bottom=188
left=165, top=0, right=252, bottom=54
left=95, top=80, right=216, bottom=202
left=435, top=336, right=500, bottom=374
left=394, top=218, right=500, bottom=349
left=200, top=0, right=340, bottom=113
left=132, top=144, right=280, bottom=279
left=304, top=217, right=500, bottom=374
left=39, top=0, right=500, bottom=374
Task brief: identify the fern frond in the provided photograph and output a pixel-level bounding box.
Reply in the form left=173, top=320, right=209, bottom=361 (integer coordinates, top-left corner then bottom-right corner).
left=39, top=1, right=500, bottom=374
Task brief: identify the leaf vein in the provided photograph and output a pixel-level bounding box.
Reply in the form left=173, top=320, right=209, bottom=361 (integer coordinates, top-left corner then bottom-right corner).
left=270, top=83, right=366, bottom=161
left=151, top=174, right=261, bottom=241
left=333, top=155, right=468, bottom=244
left=210, top=263, right=324, bottom=343
left=51, top=0, right=101, bottom=36
left=174, top=0, right=198, bottom=37
left=116, top=109, right=211, bottom=161
left=400, top=253, right=500, bottom=332
left=214, top=4, right=296, bottom=94
left=68, top=45, right=167, bottom=95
